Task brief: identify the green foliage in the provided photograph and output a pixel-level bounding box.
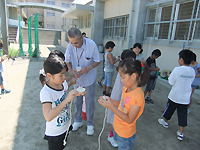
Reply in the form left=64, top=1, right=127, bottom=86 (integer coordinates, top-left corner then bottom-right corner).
left=8, top=48, right=19, bottom=57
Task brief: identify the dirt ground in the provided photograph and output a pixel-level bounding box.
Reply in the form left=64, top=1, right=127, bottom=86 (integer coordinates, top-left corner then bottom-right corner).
left=0, top=44, right=199, bottom=150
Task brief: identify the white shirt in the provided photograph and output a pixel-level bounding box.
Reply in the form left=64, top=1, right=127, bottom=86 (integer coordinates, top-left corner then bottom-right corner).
left=65, top=37, right=101, bottom=87
left=136, top=54, right=144, bottom=61
left=40, top=81, right=70, bottom=136
left=168, top=66, right=195, bottom=104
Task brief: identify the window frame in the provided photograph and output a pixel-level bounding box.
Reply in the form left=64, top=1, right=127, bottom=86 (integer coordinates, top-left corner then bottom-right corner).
left=144, top=0, right=200, bottom=47
left=103, top=15, right=129, bottom=39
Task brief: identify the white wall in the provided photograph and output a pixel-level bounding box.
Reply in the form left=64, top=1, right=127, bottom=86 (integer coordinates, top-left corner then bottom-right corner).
left=143, top=43, right=200, bottom=72
left=103, top=0, right=130, bottom=57
left=103, top=38, right=128, bottom=57
left=104, top=0, right=131, bottom=18
left=80, top=28, right=91, bottom=39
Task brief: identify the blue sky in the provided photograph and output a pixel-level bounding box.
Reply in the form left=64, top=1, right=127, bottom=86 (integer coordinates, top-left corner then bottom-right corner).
left=73, top=0, right=92, bottom=4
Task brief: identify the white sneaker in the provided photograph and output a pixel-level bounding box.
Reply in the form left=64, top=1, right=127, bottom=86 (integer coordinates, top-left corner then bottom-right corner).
left=158, top=118, right=169, bottom=128
left=107, top=135, right=118, bottom=147
left=72, top=122, right=83, bottom=131
left=87, top=125, right=94, bottom=135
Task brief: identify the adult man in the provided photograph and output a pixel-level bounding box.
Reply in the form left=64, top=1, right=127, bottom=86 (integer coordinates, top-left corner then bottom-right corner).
left=65, top=28, right=101, bottom=135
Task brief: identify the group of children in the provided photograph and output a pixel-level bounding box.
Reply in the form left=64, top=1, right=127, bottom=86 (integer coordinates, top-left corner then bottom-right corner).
left=39, top=42, right=199, bottom=149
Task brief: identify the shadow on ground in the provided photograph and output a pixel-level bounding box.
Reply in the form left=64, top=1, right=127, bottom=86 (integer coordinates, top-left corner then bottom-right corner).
left=11, top=46, right=200, bottom=150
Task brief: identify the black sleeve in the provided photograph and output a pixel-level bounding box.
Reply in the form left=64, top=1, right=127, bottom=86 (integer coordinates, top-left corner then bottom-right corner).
left=146, top=57, right=151, bottom=67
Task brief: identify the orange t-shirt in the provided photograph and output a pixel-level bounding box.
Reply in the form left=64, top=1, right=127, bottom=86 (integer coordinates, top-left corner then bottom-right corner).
left=113, top=87, right=145, bottom=138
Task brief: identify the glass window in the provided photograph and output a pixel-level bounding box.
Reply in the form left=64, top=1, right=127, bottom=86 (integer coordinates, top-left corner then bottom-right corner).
left=149, top=9, right=156, bottom=22
left=194, top=21, right=200, bottom=39
left=62, top=3, right=70, bottom=8
left=47, top=1, right=55, bottom=5
left=161, top=6, right=172, bottom=21
left=175, top=22, right=190, bottom=40
left=159, top=23, right=170, bottom=39
left=178, top=2, right=194, bottom=20
left=147, top=24, right=154, bottom=37
left=103, top=15, right=129, bottom=39
left=145, top=1, right=200, bottom=43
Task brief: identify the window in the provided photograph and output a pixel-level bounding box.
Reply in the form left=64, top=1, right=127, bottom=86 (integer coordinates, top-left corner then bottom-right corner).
left=144, top=0, right=200, bottom=44
left=62, top=3, right=70, bottom=8
left=46, top=22, right=55, bottom=29
left=46, top=11, right=55, bottom=16
left=78, top=14, right=92, bottom=28
left=47, top=1, right=55, bottom=5
left=103, top=15, right=129, bottom=39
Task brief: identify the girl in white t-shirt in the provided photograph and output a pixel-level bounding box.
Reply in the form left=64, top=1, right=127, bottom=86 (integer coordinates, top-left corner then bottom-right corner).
left=40, top=55, right=84, bottom=150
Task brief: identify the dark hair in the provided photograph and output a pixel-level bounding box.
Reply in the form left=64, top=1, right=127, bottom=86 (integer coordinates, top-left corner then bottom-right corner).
left=105, top=41, right=115, bottom=49
left=152, top=49, right=161, bottom=57
left=191, top=52, right=196, bottom=62
left=68, top=27, right=82, bottom=39
left=139, top=49, right=143, bottom=54
left=120, top=49, right=129, bottom=61
left=49, top=50, right=65, bottom=61
left=133, top=43, right=142, bottom=49
left=43, top=55, right=67, bottom=75
left=117, top=58, right=150, bottom=87
left=179, top=49, right=194, bottom=65
left=82, top=32, right=86, bottom=36
left=125, top=50, right=136, bottom=60
left=39, top=74, right=46, bottom=86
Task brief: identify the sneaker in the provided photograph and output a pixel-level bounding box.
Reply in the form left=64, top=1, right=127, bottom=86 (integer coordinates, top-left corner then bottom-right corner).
left=158, top=118, right=169, bottom=128
left=147, top=97, right=154, bottom=104
left=96, top=81, right=103, bottom=88
left=107, top=135, right=118, bottom=147
left=1, top=89, right=11, bottom=94
left=72, top=122, right=83, bottom=131
left=177, top=131, right=184, bottom=141
left=145, top=98, right=150, bottom=104
left=87, top=125, right=94, bottom=135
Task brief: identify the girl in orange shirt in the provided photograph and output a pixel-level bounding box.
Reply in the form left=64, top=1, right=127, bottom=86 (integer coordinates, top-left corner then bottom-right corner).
left=98, top=58, right=149, bottom=150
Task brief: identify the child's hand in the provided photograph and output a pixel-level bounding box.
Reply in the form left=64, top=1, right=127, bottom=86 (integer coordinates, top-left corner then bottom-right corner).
left=1, top=55, right=7, bottom=62
left=98, top=96, right=112, bottom=109
left=69, top=77, right=77, bottom=85
left=156, top=67, right=160, bottom=71
left=66, top=90, right=80, bottom=103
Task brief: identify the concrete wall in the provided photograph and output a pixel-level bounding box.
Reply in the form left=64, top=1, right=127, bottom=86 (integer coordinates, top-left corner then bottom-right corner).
left=80, top=28, right=91, bottom=39
left=103, top=38, right=128, bottom=56
left=102, top=0, right=131, bottom=57
left=60, top=31, right=68, bottom=48
left=21, top=27, right=61, bottom=45
left=92, top=0, right=105, bottom=46
left=104, top=0, right=130, bottom=18
left=142, top=43, right=200, bottom=72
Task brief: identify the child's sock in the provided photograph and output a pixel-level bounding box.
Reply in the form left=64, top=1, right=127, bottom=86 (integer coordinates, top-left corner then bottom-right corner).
left=109, top=131, right=114, bottom=137
left=1, top=88, right=5, bottom=91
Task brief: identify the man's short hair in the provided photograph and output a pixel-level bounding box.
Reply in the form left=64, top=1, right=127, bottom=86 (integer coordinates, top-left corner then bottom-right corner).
left=68, top=28, right=82, bottom=39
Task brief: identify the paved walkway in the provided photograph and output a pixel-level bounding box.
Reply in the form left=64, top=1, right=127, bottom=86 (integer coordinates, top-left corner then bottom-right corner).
left=0, top=44, right=199, bottom=150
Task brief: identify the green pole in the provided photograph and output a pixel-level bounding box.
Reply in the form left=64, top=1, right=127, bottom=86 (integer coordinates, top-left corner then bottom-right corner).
left=19, top=15, right=25, bottom=56
left=33, top=12, right=39, bottom=58
left=28, top=16, right=33, bottom=57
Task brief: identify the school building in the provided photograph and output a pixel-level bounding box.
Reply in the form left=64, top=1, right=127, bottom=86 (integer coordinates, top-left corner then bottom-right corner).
left=62, top=0, right=200, bottom=72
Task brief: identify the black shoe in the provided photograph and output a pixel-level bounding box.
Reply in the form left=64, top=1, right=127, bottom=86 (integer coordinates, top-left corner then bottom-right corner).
left=147, top=97, right=154, bottom=104
left=145, top=98, right=150, bottom=104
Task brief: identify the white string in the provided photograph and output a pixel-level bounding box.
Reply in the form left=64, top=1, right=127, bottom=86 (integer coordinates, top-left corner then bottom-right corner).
left=63, top=101, right=72, bottom=146
left=98, top=108, right=107, bottom=150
